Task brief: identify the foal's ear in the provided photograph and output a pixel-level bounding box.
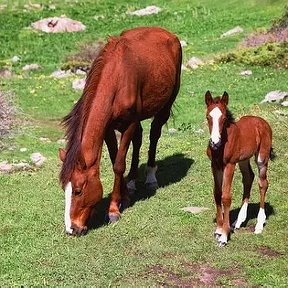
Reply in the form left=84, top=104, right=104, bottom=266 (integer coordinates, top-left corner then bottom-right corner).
left=221, top=91, right=229, bottom=105
left=205, top=90, right=213, bottom=106
left=58, top=148, right=66, bottom=162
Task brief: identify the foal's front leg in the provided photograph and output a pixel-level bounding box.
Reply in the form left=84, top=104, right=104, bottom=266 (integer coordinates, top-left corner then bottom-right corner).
left=212, top=166, right=223, bottom=240
left=219, top=163, right=235, bottom=246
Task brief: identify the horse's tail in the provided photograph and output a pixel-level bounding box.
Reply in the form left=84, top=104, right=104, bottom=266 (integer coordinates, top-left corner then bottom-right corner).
left=270, top=147, right=276, bottom=160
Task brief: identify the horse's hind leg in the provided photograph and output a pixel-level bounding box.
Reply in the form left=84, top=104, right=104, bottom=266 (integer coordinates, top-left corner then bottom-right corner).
left=255, top=153, right=269, bottom=234
left=126, top=123, right=143, bottom=194
left=234, top=160, right=254, bottom=229
left=146, top=108, right=172, bottom=189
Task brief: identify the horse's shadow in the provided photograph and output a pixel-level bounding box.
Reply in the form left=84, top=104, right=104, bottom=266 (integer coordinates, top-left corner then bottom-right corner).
left=88, top=153, right=194, bottom=230
left=228, top=202, right=275, bottom=229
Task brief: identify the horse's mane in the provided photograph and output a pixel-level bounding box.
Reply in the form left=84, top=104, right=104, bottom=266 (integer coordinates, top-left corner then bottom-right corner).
left=59, top=37, right=119, bottom=187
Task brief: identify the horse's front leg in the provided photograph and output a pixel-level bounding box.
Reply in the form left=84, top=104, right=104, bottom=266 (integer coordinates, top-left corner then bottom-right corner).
left=108, top=123, right=137, bottom=223
left=212, top=165, right=223, bottom=240
left=219, top=163, right=235, bottom=247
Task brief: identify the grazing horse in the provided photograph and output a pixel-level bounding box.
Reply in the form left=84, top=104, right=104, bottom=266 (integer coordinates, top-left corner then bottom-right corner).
left=205, top=91, right=273, bottom=246
left=59, top=27, right=182, bottom=235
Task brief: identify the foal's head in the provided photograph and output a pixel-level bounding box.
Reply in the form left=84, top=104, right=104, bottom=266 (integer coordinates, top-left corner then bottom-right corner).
left=205, top=91, right=229, bottom=150
left=59, top=148, right=103, bottom=236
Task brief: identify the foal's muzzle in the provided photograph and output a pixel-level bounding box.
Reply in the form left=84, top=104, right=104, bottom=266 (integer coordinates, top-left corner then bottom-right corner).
left=210, top=138, right=222, bottom=150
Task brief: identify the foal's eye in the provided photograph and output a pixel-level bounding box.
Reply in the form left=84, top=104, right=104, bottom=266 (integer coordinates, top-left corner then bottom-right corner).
left=74, top=187, right=82, bottom=196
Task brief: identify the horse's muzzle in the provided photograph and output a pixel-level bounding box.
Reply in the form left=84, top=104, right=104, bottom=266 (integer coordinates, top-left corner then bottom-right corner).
left=210, top=139, right=222, bottom=150
left=68, top=224, right=88, bottom=236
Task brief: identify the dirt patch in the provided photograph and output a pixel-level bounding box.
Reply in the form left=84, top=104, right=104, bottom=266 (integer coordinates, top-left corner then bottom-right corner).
left=146, top=262, right=247, bottom=287
left=257, top=246, right=283, bottom=258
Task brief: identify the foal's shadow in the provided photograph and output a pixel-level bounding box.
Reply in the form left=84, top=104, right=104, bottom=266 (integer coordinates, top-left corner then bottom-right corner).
left=88, top=153, right=194, bottom=230
left=228, top=202, right=275, bottom=229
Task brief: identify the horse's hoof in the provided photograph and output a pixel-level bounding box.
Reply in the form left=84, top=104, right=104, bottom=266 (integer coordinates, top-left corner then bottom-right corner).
left=254, top=228, right=263, bottom=234
left=146, top=181, right=158, bottom=190
left=108, top=214, right=120, bottom=223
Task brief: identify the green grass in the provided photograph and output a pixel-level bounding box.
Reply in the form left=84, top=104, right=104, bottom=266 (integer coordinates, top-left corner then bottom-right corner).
left=1, top=0, right=288, bottom=286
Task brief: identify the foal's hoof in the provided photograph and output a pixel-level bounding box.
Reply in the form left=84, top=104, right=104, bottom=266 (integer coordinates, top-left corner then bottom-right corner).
left=146, top=181, right=158, bottom=191
left=108, top=214, right=120, bottom=224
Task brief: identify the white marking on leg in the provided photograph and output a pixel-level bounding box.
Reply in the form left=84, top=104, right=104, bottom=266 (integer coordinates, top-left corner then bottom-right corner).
left=145, top=166, right=158, bottom=185
left=127, top=179, right=136, bottom=194
left=255, top=207, right=266, bottom=234
left=209, top=107, right=222, bottom=145
left=234, top=202, right=248, bottom=229
left=64, top=182, right=73, bottom=234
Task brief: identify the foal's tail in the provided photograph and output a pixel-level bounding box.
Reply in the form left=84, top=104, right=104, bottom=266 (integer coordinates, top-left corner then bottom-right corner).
left=270, top=147, right=276, bottom=160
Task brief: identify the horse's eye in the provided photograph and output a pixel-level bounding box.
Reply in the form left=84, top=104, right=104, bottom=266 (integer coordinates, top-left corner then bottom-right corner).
left=74, top=187, right=82, bottom=196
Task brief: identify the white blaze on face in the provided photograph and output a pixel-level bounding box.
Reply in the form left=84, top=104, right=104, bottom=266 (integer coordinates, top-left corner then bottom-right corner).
left=64, top=182, right=73, bottom=234
left=209, top=107, right=222, bottom=145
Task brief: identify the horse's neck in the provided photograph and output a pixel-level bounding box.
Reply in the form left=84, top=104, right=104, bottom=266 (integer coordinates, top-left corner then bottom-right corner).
left=81, top=71, right=117, bottom=168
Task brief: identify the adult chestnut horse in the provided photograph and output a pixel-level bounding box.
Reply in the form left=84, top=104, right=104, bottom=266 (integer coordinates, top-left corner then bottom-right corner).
left=59, top=27, right=182, bottom=235
left=205, top=91, right=273, bottom=246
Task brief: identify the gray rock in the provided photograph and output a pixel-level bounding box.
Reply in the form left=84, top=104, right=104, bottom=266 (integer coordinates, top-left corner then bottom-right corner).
left=221, top=26, right=244, bottom=38
left=187, top=57, right=204, bottom=70
left=0, top=161, right=13, bottom=172
left=127, top=5, right=161, bottom=16
left=261, top=90, right=288, bottom=103
left=11, top=56, right=20, bottom=63
left=20, top=147, right=27, bottom=152
left=32, top=16, right=86, bottom=33
left=181, top=206, right=209, bottom=214
left=281, top=100, right=288, bottom=107
left=31, top=152, right=47, bottom=167
left=180, top=40, right=187, bottom=47
left=51, top=70, right=71, bottom=78
left=72, top=78, right=86, bottom=90
left=168, top=128, right=177, bottom=134
left=22, top=64, right=41, bottom=71
left=240, top=70, right=252, bottom=76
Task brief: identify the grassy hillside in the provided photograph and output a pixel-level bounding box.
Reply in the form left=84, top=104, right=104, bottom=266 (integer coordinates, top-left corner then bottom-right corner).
left=0, top=0, right=287, bottom=286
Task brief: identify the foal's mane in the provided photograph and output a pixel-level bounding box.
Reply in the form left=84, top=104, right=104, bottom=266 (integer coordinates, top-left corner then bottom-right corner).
left=59, top=37, right=119, bottom=187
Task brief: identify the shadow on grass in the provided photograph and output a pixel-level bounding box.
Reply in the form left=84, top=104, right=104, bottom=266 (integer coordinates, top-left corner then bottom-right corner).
left=88, top=153, right=194, bottom=231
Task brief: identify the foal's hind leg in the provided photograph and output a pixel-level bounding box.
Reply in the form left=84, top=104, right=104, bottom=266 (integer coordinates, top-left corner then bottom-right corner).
left=234, top=160, right=255, bottom=229
left=146, top=108, right=171, bottom=189
left=255, top=154, right=269, bottom=234
left=126, top=123, right=143, bottom=194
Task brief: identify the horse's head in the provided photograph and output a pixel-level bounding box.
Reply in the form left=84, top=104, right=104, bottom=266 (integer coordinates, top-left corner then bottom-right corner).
left=205, top=91, right=229, bottom=150
left=59, top=148, right=103, bottom=236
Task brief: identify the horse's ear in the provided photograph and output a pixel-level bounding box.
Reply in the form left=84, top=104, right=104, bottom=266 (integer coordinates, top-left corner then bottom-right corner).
left=58, top=148, right=66, bottom=162
left=221, top=91, right=229, bottom=105
left=205, top=90, right=213, bottom=106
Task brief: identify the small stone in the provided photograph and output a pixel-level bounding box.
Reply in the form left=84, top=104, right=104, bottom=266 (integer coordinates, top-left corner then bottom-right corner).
left=20, top=148, right=27, bottom=152
left=72, top=78, right=86, bottom=90
left=180, top=40, right=187, bottom=47
left=57, top=138, right=66, bottom=145
left=281, top=101, right=288, bottom=107
left=11, top=56, right=20, bottom=63
left=240, top=70, right=252, bottom=76
left=181, top=64, right=188, bottom=71
left=31, top=152, right=47, bottom=167
left=0, top=70, right=13, bottom=78
left=51, top=70, right=71, bottom=78
left=127, top=5, right=161, bottom=16
left=22, top=64, right=41, bottom=71
left=0, top=161, right=13, bottom=172
left=187, top=57, right=204, bottom=70
left=220, top=26, right=244, bottom=38
left=13, top=162, right=31, bottom=171
left=39, top=137, right=51, bottom=142
left=168, top=128, right=177, bottom=134
left=49, top=4, right=56, bottom=10
left=75, top=69, right=87, bottom=75
left=181, top=206, right=209, bottom=214
left=194, top=128, right=204, bottom=134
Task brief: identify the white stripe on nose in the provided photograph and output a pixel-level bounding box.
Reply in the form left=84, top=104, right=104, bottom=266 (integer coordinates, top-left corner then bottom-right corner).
left=64, top=182, right=73, bottom=234
left=209, top=107, right=222, bottom=144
